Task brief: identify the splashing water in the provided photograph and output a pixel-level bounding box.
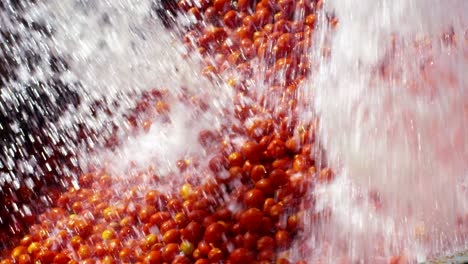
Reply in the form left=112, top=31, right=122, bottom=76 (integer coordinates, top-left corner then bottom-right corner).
left=0, top=0, right=466, bottom=262
left=306, top=0, right=467, bottom=262
left=0, top=0, right=232, bottom=238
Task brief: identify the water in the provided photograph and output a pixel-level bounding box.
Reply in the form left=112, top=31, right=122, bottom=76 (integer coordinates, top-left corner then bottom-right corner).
left=0, top=0, right=467, bottom=262
left=307, top=0, right=467, bottom=262
left=0, top=0, right=217, bottom=237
